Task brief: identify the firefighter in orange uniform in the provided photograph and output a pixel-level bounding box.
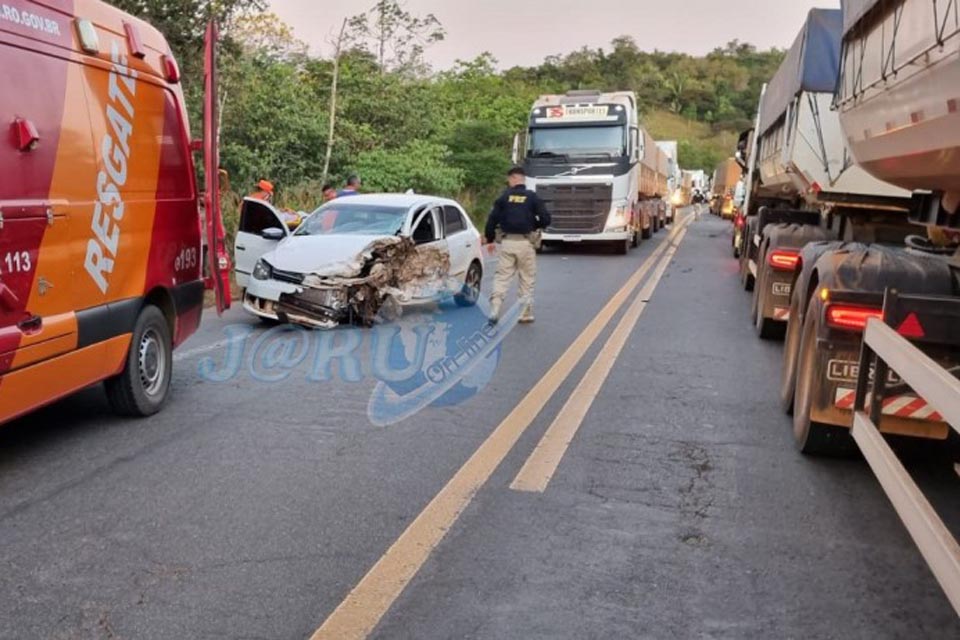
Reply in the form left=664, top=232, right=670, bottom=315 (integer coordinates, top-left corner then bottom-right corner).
left=249, top=179, right=274, bottom=202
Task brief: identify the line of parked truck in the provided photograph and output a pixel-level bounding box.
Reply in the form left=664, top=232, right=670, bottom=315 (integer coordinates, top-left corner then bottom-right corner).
left=720, top=1, right=960, bottom=611
left=514, top=90, right=685, bottom=254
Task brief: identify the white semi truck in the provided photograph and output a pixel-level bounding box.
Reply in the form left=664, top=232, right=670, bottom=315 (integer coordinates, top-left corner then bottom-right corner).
left=737, top=8, right=911, bottom=339
left=656, top=140, right=683, bottom=224
left=733, top=1, right=960, bottom=610
left=822, top=0, right=960, bottom=612
left=518, top=90, right=666, bottom=254
left=734, top=5, right=959, bottom=457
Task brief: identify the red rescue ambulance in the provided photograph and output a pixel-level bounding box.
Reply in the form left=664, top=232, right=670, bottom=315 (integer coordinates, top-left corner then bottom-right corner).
left=0, top=0, right=231, bottom=423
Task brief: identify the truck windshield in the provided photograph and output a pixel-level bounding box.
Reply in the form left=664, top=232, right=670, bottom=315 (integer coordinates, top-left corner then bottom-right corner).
left=297, top=203, right=407, bottom=236
left=528, top=125, right=626, bottom=158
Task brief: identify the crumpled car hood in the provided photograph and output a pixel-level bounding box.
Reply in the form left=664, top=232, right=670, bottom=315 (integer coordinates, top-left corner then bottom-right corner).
left=265, top=234, right=455, bottom=330
left=262, top=234, right=394, bottom=277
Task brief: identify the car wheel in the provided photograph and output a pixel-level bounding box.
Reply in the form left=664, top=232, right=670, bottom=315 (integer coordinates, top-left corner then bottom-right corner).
left=455, top=261, right=482, bottom=307
left=105, top=305, right=172, bottom=417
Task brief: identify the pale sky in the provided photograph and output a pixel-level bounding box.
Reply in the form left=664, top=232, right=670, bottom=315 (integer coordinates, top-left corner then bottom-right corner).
left=268, top=0, right=839, bottom=69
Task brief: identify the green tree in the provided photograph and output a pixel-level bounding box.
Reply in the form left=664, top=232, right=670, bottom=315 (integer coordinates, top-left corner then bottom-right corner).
left=356, top=141, right=464, bottom=194
left=346, top=0, right=445, bottom=75
left=444, top=121, right=512, bottom=192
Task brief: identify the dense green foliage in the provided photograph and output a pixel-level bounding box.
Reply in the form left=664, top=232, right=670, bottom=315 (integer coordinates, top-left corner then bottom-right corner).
left=112, top=3, right=783, bottom=221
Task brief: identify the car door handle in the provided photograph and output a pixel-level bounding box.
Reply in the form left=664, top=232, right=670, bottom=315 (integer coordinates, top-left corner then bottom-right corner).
left=236, top=245, right=246, bottom=251
left=465, top=243, right=473, bottom=248
left=17, top=314, right=42, bottom=333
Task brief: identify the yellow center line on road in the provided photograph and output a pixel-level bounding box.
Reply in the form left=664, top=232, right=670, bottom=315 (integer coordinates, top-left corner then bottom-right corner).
left=510, top=223, right=691, bottom=493
left=309, top=215, right=693, bottom=640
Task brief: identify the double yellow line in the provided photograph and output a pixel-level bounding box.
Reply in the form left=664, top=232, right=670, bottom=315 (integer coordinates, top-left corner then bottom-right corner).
left=311, top=214, right=693, bottom=640
left=510, top=221, right=689, bottom=492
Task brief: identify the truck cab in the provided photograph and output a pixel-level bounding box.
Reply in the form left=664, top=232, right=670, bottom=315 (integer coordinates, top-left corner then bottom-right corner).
left=519, top=90, right=645, bottom=255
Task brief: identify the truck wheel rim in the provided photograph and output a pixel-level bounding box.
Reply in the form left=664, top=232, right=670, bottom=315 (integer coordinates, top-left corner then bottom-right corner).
left=139, top=328, right=166, bottom=397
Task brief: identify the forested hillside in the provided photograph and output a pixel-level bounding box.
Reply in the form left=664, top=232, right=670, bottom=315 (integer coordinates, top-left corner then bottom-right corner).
left=113, top=1, right=784, bottom=219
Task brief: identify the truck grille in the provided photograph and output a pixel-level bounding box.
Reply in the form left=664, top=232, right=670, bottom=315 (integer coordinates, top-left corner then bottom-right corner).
left=536, top=183, right=613, bottom=234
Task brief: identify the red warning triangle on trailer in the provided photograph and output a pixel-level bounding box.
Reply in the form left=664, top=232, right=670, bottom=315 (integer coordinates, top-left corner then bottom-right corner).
left=896, top=312, right=925, bottom=339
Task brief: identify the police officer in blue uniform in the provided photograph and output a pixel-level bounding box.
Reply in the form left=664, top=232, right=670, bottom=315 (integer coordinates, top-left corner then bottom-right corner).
left=483, top=166, right=552, bottom=323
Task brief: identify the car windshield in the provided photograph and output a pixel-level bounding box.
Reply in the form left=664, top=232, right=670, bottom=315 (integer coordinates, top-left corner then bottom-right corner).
left=295, top=203, right=408, bottom=236
left=528, top=125, right=626, bottom=157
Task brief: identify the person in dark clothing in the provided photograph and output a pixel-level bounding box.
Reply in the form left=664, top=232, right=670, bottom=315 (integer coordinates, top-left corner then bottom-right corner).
left=337, top=174, right=362, bottom=198
left=483, top=166, right=552, bottom=323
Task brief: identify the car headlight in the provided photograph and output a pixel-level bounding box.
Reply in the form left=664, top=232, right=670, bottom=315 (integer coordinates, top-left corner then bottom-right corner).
left=253, top=259, right=273, bottom=281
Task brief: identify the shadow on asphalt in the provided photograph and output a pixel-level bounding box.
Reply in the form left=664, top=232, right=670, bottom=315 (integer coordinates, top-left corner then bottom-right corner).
left=0, top=387, right=120, bottom=464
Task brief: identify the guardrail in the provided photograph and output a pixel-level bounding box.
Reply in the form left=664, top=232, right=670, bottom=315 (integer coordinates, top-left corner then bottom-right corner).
left=853, top=289, right=960, bottom=614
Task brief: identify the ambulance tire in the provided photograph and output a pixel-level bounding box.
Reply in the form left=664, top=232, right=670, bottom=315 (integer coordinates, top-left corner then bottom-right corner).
left=106, top=305, right=173, bottom=418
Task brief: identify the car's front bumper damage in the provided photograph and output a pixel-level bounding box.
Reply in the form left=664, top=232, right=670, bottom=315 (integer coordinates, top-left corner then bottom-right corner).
left=244, top=237, right=451, bottom=329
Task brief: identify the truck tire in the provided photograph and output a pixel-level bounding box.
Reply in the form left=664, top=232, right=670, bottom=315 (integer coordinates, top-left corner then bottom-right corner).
left=105, top=305, right=173, bottom=417
left=792, top=297, right=855, bottom=456
left=779, top=290, right=804, bottom=415
left=631, top=230, right=639, bottom=248
left=753, top=262, right=785, bottom=340
left=739, top=219, right=757, bottom=291
left=641, top=225, right=652, bottom=240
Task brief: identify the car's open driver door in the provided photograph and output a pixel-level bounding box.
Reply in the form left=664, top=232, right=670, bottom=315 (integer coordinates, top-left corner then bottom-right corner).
left=203, top=20, right=232, bottom=314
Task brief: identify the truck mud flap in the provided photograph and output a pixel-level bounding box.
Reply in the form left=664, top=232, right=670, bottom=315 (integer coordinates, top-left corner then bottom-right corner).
left=758, top=223, right=832, bottom=323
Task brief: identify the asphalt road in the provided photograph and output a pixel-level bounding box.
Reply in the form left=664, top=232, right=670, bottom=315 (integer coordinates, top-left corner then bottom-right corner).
left=2, top=209, right=959, bottom=639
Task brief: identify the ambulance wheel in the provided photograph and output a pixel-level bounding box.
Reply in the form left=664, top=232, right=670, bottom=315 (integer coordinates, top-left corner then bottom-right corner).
left=793, top=300, right=855, bottom=457
left=106, top=305, right=173, bottom=417
left=455, top=261, right=482, bottom=307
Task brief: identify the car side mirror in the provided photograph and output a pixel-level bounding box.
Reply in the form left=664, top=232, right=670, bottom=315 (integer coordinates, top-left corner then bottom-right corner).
left=262, top=227, right=285, bottom=241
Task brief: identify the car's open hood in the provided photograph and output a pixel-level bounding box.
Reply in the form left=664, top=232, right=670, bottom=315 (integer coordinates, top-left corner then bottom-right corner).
left=263, top=234, right=398, bottom=277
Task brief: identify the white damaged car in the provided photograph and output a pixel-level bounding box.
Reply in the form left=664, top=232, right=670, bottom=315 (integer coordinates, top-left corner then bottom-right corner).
left=234, top=194, right=485, bottom=329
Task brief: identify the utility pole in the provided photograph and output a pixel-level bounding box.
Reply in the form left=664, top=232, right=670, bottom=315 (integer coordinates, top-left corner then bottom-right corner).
left=321, top=18, right=348, bottom=187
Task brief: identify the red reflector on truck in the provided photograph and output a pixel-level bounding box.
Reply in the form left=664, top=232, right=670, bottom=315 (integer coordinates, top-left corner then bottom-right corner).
left=768, top=249, right=800, bottom=271
left=897, top=312, right=926, bottom=339
left=825, top=305, right=883, bottom=332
